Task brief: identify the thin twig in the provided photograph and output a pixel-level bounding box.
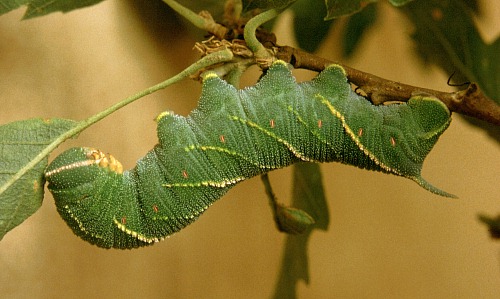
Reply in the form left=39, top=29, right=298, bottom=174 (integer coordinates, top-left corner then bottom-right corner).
left=0, top=49, right=234, bottom=197
left=162, top=0, right=228, bottom=38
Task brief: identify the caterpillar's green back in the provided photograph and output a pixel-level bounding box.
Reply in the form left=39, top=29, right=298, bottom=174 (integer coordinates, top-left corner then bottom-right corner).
left=45, top=61, right=452, bottom=249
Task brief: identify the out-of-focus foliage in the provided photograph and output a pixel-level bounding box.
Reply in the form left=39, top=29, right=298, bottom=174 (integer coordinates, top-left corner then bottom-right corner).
left=403, top=0, right=500, bottom=142
left=324, top=0, right=412, bottom=19
left=342, top=3, right=377, bottom=58
left=291, top=0, right=333, bottom=52
left=478, top=214, right=500, bottom=240
left=272, top=163, right=329, bottom=299
left=0, top=0, right=105, bottom=19
left=243, top=0, right=297, bottom=10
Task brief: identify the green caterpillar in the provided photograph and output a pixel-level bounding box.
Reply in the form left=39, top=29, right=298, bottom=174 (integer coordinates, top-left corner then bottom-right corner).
left=45, top=61, right=453, bottom=249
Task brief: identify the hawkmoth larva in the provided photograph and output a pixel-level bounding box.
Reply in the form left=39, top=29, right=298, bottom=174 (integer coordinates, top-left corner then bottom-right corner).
left=45, top=61, right=453, bottom=249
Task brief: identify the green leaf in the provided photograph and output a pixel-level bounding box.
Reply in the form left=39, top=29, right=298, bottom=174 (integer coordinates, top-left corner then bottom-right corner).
left=324, top=0, right=413, bottom=19
left=342, top=2, right=377, bottom=57
left=402, top=0, right=500, bottom=142
left=243, top=0, right=297, bottom=11
left=324, top=0, right=377, bottom=19
left=478, top=214, right=500, bottom=240
left=291, top=0, right=334, bottom=52
left=0, top=118, right=77, bottom=240
left=404, top=0, right=499, bottom=101
left=272, top=163, right=329, bottom=299
left=388, top=0, right=414, bottom=6
left=275, top=204, right=316, bottom=234
left=0, top=0, right=106, bottom=19
left=0, top=0, right=30, bottom=15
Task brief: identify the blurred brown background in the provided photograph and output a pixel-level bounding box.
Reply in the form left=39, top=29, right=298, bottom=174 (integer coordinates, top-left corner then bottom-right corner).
left=0, top=1, right=499, bottom=298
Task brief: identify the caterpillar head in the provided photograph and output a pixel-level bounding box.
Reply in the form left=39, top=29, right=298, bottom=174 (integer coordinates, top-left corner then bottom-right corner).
left=45, top=147, right=133, bottom=248
left=45, top=147, right=123, bottom=190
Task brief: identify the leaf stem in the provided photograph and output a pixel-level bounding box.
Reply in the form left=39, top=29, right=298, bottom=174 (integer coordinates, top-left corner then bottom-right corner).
left=244, top=8, right=281, bottom=61
left=224, top=67, right=244, bottom=88
left=162, top=0, right=206, bottom=29
left=162, top=0, right=228, bottom=38
left=0, top=49, right=234, bottom=196
left=78, top=49, right=232, bottom=134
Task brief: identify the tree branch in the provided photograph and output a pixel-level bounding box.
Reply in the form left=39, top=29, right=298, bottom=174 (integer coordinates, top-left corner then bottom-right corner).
left=275, top=46, right=500, bottom=126
left=164, top=0, right=499, bottom=126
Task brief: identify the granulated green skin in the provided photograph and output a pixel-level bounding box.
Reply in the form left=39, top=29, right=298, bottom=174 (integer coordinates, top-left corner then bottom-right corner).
left=45, top=61, right=453, bottom=249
